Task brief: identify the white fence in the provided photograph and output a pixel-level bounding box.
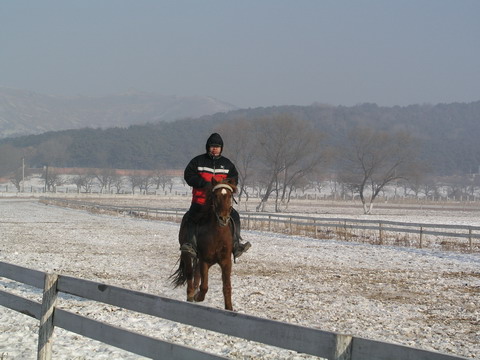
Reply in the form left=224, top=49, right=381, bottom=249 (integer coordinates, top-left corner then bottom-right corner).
left=241, top=213, right=480, bottom=252
left=0, top=261, right=469, bottom=360
left=42, top=198, right=480, bottom=252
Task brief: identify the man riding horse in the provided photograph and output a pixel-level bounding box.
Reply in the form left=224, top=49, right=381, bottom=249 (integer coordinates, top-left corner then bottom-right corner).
left=181, top=133, right=251, bottom=259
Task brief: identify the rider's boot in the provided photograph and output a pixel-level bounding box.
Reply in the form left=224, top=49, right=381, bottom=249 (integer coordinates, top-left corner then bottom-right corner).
left=231, top=219, right=251, bottom=259
left=180, top=216, right=198, bottom=258
left=233, top=236, right=251, bottom=259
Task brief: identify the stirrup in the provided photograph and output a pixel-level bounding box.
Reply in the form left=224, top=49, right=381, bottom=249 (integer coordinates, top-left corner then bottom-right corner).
left=180, top=243, right=197, bottom=258
left=233, top=241, right=251, bottom=259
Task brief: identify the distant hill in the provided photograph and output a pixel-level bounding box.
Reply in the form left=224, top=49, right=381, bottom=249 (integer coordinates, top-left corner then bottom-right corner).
left=0, top=87, right=237, bottom=138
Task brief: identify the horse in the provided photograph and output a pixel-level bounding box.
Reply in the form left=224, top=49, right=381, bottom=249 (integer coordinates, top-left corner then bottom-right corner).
left=170, top=177, right=237, bottom=311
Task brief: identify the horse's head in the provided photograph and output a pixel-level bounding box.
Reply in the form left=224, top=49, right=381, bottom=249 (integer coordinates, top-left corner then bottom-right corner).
left=210, top=178, right=236, bottom=227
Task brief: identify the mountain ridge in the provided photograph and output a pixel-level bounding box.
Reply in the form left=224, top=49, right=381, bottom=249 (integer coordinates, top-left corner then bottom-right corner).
left=2, top=87, right=479, bottom=176
left=0, top=87, right=237, bottom=138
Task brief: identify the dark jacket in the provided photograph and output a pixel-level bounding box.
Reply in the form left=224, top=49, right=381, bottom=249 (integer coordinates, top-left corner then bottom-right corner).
left=184, top=133, right=238, bottom=205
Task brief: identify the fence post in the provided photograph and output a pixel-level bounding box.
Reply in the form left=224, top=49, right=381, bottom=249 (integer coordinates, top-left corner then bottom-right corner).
left=332, top=334, right=352, bottom=360
left=379, top=223, right=383, bottom=244
left=419, top=227, right=423, bottom=248
left=38, top=273, right=59, bottom=360
left=268, top=215, right=271, bottom=232
left=469, top=228, right=472, bottom=252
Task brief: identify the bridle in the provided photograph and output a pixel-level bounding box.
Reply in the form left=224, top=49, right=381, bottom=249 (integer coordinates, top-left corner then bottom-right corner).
left=211, top=183, right=234, bottom=227
left=212, top=183, right=234, bottom=193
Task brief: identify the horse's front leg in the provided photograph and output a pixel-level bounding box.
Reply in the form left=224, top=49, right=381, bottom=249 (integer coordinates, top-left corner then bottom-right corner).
left=220, top=259, right=233, bottom=310
left=194, top=261, right=209, bottom=303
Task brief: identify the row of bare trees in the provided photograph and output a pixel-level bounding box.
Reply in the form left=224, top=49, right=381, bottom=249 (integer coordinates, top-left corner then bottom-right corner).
left=219, top=115, right=330, bottom=212
left=336, top=127, right=420, bottom=213
left=8, top=165, right=480, bottom=204
left=68, top=169, right=177, bottom=194
left=4, top=114, right=479, bottom=213
left=9, top=168, right=177, bottom=195
left=218, top=115, right=422, bottom=213
left=394, top=174, right=480, bottom=200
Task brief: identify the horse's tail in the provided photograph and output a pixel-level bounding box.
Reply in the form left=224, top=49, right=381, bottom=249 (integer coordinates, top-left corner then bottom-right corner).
left=169, top=256, right=196, bottom=288
left=170, top=258, right=187, bottom=288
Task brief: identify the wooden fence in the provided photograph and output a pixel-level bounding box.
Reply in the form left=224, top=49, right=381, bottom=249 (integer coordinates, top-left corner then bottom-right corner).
left=42, top=198, right=480, bottom=252
left=241, top=213, right=480, bottom=252
left=0, top=261, right=468, bottom=360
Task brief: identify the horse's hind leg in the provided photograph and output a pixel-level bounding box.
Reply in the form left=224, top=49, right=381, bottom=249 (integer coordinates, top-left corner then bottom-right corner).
left=193, top=262, right=201, bottom=295
left=186, top=278, right=195, bottom=302
left=187, top=258, right=201, bottom=301
left=181, top=254, right=195, bottom=302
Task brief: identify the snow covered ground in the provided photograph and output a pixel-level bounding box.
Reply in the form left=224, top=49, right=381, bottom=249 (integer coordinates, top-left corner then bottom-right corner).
left=0, top=197, right=479, bottom=359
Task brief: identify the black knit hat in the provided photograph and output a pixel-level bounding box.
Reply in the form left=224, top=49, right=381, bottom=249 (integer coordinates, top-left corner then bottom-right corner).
left=205, top=133, right=224, bottom=152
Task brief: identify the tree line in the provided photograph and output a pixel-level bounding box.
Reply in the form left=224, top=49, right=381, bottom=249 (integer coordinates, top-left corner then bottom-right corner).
left=3, top=114, right=424, bottom=213
left=217, top=115, right=421, bottom=213
left=2, top=101, right=480, bottom=213
left=33, top=167, right=179, bottom=195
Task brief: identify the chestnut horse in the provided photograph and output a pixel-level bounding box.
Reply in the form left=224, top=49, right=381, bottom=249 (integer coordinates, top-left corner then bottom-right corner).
left=170, top=178, right=237, bottom=310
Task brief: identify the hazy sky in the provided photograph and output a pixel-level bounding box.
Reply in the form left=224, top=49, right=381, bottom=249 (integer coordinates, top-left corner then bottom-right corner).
left=1, top=1, right=479, bottom=108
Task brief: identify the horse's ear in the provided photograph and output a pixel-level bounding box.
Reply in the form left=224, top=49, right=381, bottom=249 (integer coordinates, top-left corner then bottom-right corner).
left=226, top=178, right=237, bottom=192
left=226, top=177, right=237, bottom=186
left=211, top=178, right=218, bottom=186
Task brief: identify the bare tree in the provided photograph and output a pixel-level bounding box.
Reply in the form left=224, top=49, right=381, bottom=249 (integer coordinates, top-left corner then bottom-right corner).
left=152, top=169, right=173, bottom=192
left=338, top=127, right=420, bottom=214
left=325, top=173, right=341, bottom=199
left=138, top=175, right=153, bottom=194
left=10, top=167, right=32, bottom=192
left=308, top=169, right=327, bottom=197
left=419, top=175, right=440, bottom=199
left=71, top=175, right=85, bottom=193
left=253, top=115, right=329, bottom=212
left=71, top=174, right=95, bottom=193
left=94, top=168, right=117, bottom=193
left=400, top=161, right=431, bottom=199
left=218, top=119, right=258, bottom=202
left=444, top=174, right=476, bottom=200
left=42, top=167, right=66, bottom=192
left=9, top=169, right=23, bottom=192
left=128, top=173, right=144, bottom=194
left=468, top=173, right=480, bottom=197
left=112, top=175, right=125, bottom=194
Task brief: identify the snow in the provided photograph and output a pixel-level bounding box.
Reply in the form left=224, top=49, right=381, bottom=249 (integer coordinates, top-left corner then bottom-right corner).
left=0, top=197, right=479, bottom=359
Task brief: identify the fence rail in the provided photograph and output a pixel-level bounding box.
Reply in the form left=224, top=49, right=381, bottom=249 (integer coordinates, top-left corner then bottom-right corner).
left=242, top=213, right=480, bottom=252
left=0, top=261, right=468, bottom=360
left=43, top=198, right=480, bottom=252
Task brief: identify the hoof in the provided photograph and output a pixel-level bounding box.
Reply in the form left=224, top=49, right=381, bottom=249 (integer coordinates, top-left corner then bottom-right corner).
left=187, top=296, right=194, bottom=302
left=194, top=294, right=205, bottom=303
